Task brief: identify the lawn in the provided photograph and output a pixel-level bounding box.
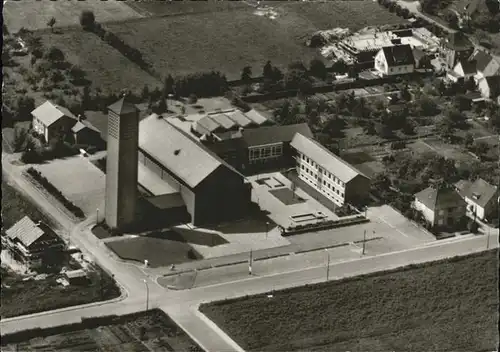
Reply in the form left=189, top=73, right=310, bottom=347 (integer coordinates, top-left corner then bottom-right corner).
left=3, top=0, right=143, bottom=33
left=106, top=1, right=404, bottom=80
left=0, top=265, right=120, bottom=318
left=200, top=250, right=499, bottom=352
left=1, top=179, right=55, bottom=231
left=125, top=0, right=248, bottom=17
left=269, top=188, right=306, bottom=205
left=2, top=309, right=203, bottom=352
left=106, top=232, right=203, bottom=268
left=37, top=29, right=161, bottom=94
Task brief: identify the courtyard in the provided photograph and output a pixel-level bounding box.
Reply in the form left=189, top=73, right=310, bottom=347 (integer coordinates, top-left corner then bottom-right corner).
left=33, top=156, right=106, bottom=216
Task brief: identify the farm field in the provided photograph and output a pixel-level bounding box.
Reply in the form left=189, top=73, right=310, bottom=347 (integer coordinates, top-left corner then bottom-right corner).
left=106, top=1, right=405, bottom=80
left=1, top=310, right=203, bottom=352
left=201, top=250, right=499, bottom=352
left=125, top=0, right=248, bottom=17
left=3, top=0, right=143, bottom=33
left=37, top=29, right=161, bottom=94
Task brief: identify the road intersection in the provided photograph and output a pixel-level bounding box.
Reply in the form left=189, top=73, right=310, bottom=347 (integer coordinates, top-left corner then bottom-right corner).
left=1, top=151, right=498, bottom=352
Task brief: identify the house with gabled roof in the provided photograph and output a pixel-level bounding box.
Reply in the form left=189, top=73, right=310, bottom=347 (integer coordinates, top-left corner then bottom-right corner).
left=447, top=59, right=477, bottom=82
left=441, top=32, right=474, bottom=69
left=290, top=133, right=370, bottom=206
left=31, top=100, right=77, bottom=143
left=413, top=184, right=466, bottom=229
left=477, top=75, right=500, bottom=102
left=455, top=178, right=499, bottom=221
left=3, top=216, right=65, bottom=269
left=470, top=49, right=500, bottom=81
left=374, top=44, right=415, bottom=76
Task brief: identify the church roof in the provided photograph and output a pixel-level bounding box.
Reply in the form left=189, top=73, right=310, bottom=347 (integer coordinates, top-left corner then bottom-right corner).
left=108, top=96, right=138, bottom=115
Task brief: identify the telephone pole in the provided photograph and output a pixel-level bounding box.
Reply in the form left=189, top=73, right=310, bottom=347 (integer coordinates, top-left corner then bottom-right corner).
left=362, top=230, right=367, bottom=255
left=326, top=250, right=330, bottom=281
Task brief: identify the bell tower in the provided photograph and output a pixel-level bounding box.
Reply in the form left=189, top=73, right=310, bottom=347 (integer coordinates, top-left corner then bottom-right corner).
left=105, top=95, right=139, bottom=230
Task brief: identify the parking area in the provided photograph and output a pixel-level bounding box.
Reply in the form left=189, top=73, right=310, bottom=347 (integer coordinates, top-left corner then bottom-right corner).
left=35, top=156, right=105, bottom=216
left=249, top=172, right=339, bottom=228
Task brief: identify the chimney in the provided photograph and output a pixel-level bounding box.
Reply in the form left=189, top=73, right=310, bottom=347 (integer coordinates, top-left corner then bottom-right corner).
left=77, top=114, right=82, bottom=122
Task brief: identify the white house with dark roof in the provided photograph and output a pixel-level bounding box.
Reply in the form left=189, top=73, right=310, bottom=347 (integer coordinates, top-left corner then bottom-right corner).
left=413, top=185, right=466, bottom=228
left=31, top=100, right=77, bottom=143
left=447, top=59, right=477, bottom=82
left=455, top=178, right=499, bottom=221
left=290, top=133, right=370, bottom=206
left=4, top=216, right=65, bottom=268
left=137, top=114, right=251, bottom=225
left=374, top=44, right=415, bottom=76
left=470, top=49, right=500, bottom=82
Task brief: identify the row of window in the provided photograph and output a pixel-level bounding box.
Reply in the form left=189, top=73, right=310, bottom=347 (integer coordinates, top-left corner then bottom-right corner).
left=298, top=153, right=344, bottom=187
left=300, top=166, right=345, bottom=198
left=298, top=172, right=344, bottom=205
left=249, top=144, right=283, bottom=161
left=388, top=65, right=413, bottom=73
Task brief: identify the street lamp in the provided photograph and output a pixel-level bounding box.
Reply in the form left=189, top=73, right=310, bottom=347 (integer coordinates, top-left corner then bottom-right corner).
left=362, top=230, right=367, bottom=255
left=96, top=208, right=99, bottom=224
left=326, top=250, right=330, bottom=281
left=266, top=221, right=270, bottom=239
left=486, top=226, right=491, bottom=250
left=143, top=279, right=149, bottom=312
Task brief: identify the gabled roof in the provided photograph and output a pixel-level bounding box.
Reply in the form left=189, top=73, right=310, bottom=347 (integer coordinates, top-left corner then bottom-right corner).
left=455, top=178, right=498, bottom=208
left=224, top=110, right=254, bottom=127
left=209, top=113, right=237, bottom=130
left=290, top=133, right=367, bottom=183
left=242, top=123, right=313, bottom=148
left=31, top=101, right=76, bottom=127
left=139, top=114, right=227, bottom=189
left=108, top=96, right=138, bottom=115
left=483, top=75, right=500, bottom=97
left=414, top=186, right=464, bottom=211
left=470, top=49, right=494, bottom=72
left=455, top=59, right=477, bottom=75
left=412, top=47, right=426, bottom=62
left=381, top=44, right=415, bottom=67
left=444, top=32, right=473, bottom=51
left=244, top=109, right=269, bottom=125
left=5, top=216, right=45, bottom=248
left=195, top=115, right=223, bottom=135
left=71, top=120, right=100, bottom=133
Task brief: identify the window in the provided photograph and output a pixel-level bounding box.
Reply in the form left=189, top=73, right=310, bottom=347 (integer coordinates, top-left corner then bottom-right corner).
left=301, top=165, right=304, bottom=170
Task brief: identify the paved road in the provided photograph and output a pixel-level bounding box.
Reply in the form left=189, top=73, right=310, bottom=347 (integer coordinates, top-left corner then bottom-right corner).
left=2, top=151, right=499, bottom=352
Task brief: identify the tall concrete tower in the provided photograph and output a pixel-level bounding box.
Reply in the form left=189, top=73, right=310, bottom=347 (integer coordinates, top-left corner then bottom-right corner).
left=105, top=96, right=139, bottom=230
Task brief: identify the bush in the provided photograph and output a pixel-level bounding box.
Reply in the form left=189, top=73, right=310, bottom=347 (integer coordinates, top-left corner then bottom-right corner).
left=80, top=10, right=96, bottom=30
left=26, top=167, right=85, bottom=218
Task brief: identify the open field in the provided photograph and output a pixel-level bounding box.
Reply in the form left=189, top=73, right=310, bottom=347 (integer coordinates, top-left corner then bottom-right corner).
left=106, top=1, right=405, bottom=80
left=1, top=178, right=55, bottom=231
left=0, top=265, right=120, bottom=319
left=106, top=232, right=203, bottom=268
left=201, top=250, right=499, bottom=352
left=1, top=310, right=203, bottom=352
left=37, top=29, right=161, bottom=94
left=125, top=0, right=248, bottom=17
left=3, top=0, right=143, bottom=33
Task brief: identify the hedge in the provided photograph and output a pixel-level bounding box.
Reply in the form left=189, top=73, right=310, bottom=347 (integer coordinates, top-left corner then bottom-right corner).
left=26, top=167, right=85, bottom=218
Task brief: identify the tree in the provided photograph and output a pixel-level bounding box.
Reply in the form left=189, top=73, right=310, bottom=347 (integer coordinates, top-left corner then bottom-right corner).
left=47, top=17, right=56, bottom=32
left=263, top=61, right=273, bottom=80
left=164, top=74, right=175, bottom=96
left=241, top=66, right=252, bottom=82
left=401, top=8, right=410, bottom=18
left=485, top=0, right=500, bottom=15
left=467, top=219, right=479, bottom=233
left=14, top=96, right=35, bottom=120
left=400, top=85, right=412, bottom=101
left=464, top=132, right=474, bottom=148
left=444, top=108, right=467, bottom=128
left=443, top=10, right=459, bottom=29
left=44, top=47, right=64, bottom=63
left=415, top=96, right=438, bottom=116
left=80, top=10, right=96, bottom=30
left=331, top=59, right=348, bottom=74
left=309, top=59, right=327, bottom=79
left=141, top=85, right=150, bottom=100
left=13, top=127, right=28, bottom=152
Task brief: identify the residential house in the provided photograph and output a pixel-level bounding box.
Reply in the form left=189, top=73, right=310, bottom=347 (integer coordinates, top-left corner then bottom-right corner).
left=413, top=184, right=467, bottom=229
left=374, top=44, right=415, bottom=76
left=290, top=133, right=371, bottom=206
left=386, top=103, right=409, bottom=118
left=440, top=32, right=474, bottom=69
left=65, top=269, right=88, bottom=285
left=455, top=178, right=499, bottom=221
left=3, top=216, right=65, bottom=269
left=71, top=117, right=102, bottom=146
left=477, top=75, right=500, bottom=102
left=31, top=101, right=77, bottom=143
left=447, top=59, right=477, bottom=83
left=470, top=49, right=500, bottom=82
left=412, top=47, right=431, bottom=69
